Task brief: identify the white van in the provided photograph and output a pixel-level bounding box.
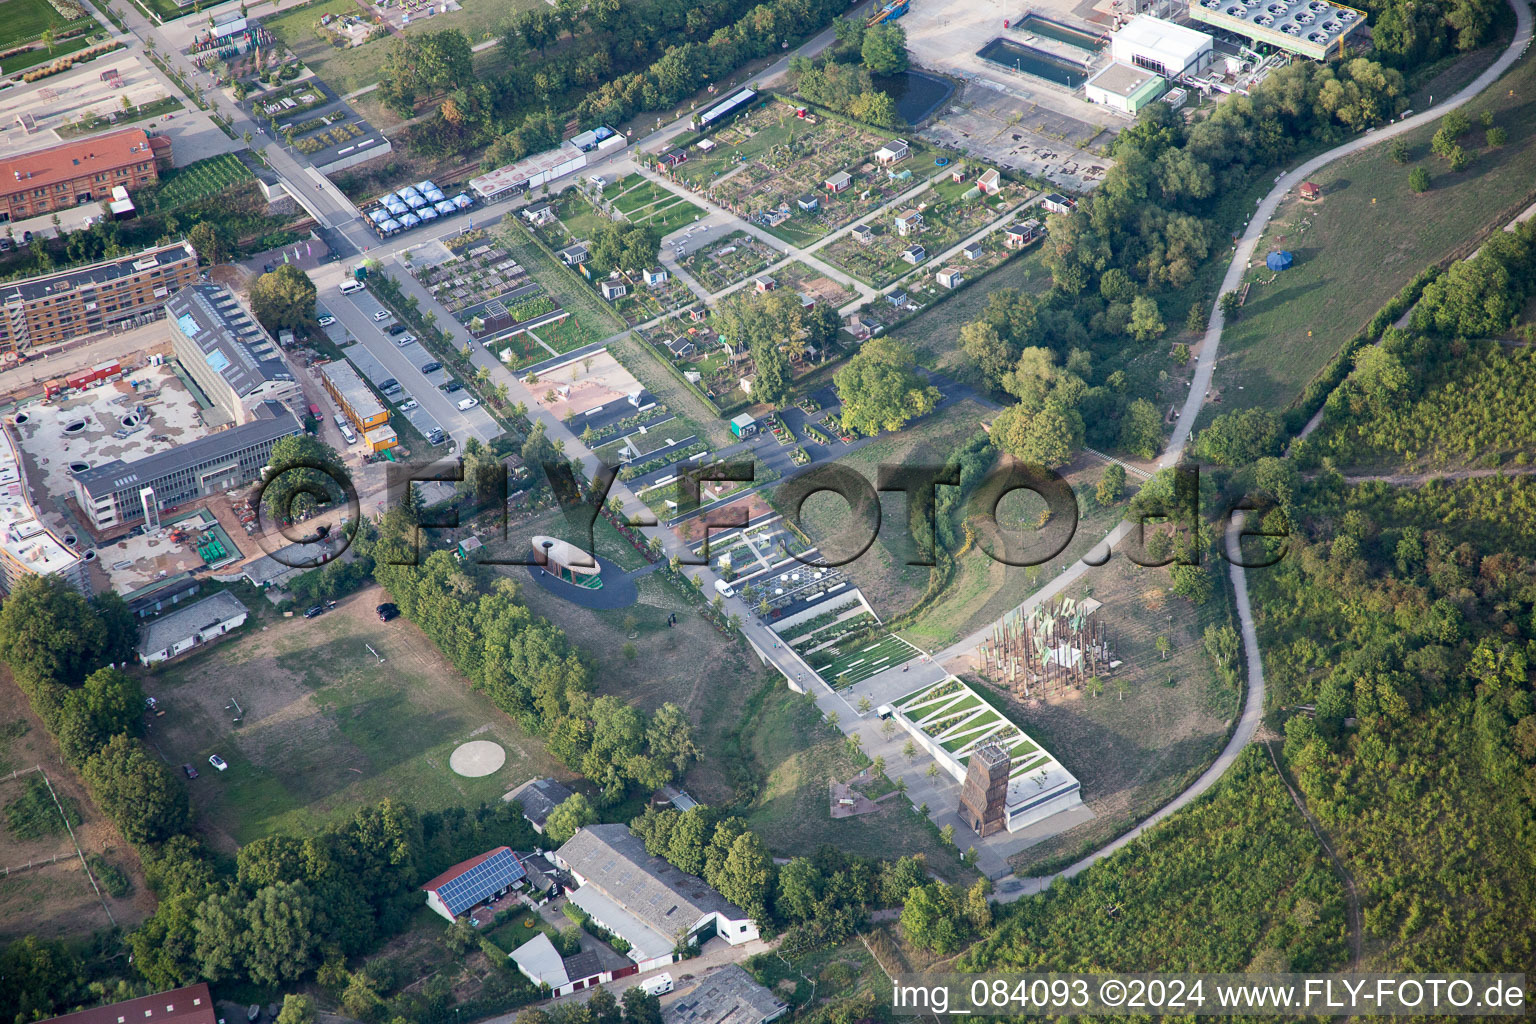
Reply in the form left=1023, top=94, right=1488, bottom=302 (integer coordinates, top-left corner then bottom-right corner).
left=457, top=397, right=479, bottom=411
left=339, top=280, right=364, bottom=295
left=714, top=579, right=736, bottom=599
left=333, top=414, right=357, bottom=445
left=637, top=973, right=673, bottom=997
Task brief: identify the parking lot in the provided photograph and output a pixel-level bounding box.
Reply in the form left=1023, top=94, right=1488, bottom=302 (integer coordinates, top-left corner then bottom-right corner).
left=319, top=285, right=501, bottom=446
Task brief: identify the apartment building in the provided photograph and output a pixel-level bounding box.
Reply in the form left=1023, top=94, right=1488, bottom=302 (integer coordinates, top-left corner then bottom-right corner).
left=168, top=284, right=299, bottom=424
left=0, top=240, right=199, bottom=355
left=0, top=128, right=171, bottom=223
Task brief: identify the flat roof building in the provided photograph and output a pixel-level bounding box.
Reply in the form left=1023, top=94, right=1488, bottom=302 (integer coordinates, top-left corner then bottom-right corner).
left=138, top=591, right=249, bottom=665
left=1085, top=61, right=1168, bottom=113
left=72, top=401, right=303, bottom=532
left=0, top=424, right=86, bottom=595
left=0, top=240, right=199, bottom=356
left=1190, top=0, right=1364, bottom=60
left=665, top=966, right=788, bottom=1024
left=319, top=359, right=388, bottom=433
left=1110, top=15, right=1214, bottom=78
left=36, top=984, right=217, bottom=1024
left=0, top=128, right=170, bottom=224
left=169, top=284, right=299, bottom=425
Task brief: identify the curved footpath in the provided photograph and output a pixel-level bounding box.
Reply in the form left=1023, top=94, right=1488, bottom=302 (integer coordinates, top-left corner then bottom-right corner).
left=995, top=0, right=1533, bottom=901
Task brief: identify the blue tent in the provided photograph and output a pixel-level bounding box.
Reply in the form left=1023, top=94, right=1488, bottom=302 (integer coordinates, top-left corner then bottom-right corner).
left=1266, top=250, right=1294, bottom=271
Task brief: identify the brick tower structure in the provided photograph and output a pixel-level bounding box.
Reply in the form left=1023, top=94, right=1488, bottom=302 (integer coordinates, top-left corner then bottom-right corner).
left=958, top=741, right=1011, bottom=837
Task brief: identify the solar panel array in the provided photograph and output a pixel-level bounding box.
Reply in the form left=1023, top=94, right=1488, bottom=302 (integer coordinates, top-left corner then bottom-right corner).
left=434, top=849, right=526, bottom=916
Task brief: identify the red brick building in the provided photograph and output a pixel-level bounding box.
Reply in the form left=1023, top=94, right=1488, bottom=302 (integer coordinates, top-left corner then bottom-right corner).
left=38, top=984, right=218, bottom=1024
left=0, top=129, right=172, bottom=223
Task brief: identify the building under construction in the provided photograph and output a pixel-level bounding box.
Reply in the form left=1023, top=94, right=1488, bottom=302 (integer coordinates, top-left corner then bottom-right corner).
left=976, top=596, right=1118, bottom=698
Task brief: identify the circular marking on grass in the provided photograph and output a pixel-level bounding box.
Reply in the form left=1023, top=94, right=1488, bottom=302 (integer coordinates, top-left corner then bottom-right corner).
left=450, top=740, right=506, bottom=777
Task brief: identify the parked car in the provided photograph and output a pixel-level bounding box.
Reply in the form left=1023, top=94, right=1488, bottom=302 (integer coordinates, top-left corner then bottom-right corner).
left=304, top=605, right=325, bottom=618
left=182, top=763, right=198, bottom=779
left=387, top=322, right=407, bottom=335
left=396, top=334, right=416, bottom=347
left=377, top=603, right=399, bottom=622
left=420, top=361, right=442, bottom=374
left=373, top=310, right=390, bottom=322
left=0, top=237, right=12, bottom=252
left=457, top=397, right=479, bottom=410
left=398, top=398, right=418, bottom=410
left=379, top=378, right=401, bottom=395
left=262, top=263, right=275, bottom=273
left=318, top=315, right=335, bottom=327
left=442, top=380, right=464, bottom=393
left=208, top=754, right=228, bottom=771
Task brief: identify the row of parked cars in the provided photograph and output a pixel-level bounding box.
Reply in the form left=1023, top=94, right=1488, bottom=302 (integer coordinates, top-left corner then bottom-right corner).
left=375, top=318, right=479, bottom=411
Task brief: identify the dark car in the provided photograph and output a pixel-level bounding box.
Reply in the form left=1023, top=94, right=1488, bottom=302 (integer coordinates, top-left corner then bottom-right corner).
left=182, top=763, right=199, bottom=779
left=377, top=603, right=399, bottom=622
left=263, top=263, right=275, bottom=273
left=386, top=323, right=408, bottom=335
left=304, top=605, right=324, bottom=619
left=442, top=380, right=464, bottom=393
left=22, top=231, right=33, bottom=243
left=379, top=378, right=400, bottom=394
left=420, top=361, right=442, bottom=374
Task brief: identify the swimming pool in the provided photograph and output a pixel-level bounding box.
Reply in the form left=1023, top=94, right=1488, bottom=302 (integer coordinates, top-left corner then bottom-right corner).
left=1015, top=13, right=1107, bottom=52
left=976, top=38, right=1092, bottom=88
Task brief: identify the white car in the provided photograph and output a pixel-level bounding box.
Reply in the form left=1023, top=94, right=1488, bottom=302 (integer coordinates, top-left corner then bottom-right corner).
left=318, top=315, right=335, bottom=327
left=208, top=754, right=228, bottom=771
left=398, top=398, right=418, bottom=410
left=396, top=335, right=416, bottom=347
left=372, top=310, right=389, bottom=322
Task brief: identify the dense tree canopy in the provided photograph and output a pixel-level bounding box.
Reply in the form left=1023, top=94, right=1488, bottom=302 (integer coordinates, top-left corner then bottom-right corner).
left=833, top=337, right=940, bottom=436
left=249, top=265, right=317, bottom=335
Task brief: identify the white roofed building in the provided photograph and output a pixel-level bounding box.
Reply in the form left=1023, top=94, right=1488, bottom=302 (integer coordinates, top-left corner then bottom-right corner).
left=1110, top=15, right=1215, bottom=78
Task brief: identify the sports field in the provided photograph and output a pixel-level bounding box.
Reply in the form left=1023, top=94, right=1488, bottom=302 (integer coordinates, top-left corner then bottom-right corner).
left=814, top=634, right=923, bottom=688
left=140, top=589, right=561, bottom=850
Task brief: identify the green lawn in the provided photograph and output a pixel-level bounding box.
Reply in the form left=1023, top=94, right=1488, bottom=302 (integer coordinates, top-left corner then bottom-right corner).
left=0, top=0, right=93, bottom=49
left=141, top=593, right=562, bottom=847
left=400, top=0, right=544, bottom=43
left=59, top=94, right=182, bottom=136
left=1, top=34, right=96, bottom=75
left=262, top=0, right=393, bottom=96
left=813, top=634, right=922, bottom=688
left=1214, top=47, right=1536, bottom=415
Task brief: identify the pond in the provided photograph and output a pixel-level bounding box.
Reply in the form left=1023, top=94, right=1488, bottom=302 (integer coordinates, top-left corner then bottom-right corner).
left=1013, top=14, right=1108, bottom=52
left=875, top=70, right=955, bottom=126
left=975, top=37, right=1093, bottom=88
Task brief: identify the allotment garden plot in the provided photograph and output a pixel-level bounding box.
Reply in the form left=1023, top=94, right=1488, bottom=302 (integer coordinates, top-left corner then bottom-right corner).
left=408, top=229, right=576, bottom=370
left=821, top=174, right=1029, bottom=287
left=527, top=191, right=696, bottom=325
left=678, top=231, right=778, bottom=292
left=606, top=174, right=704, bottom=233
left=663, top=99, right=930, bottom=246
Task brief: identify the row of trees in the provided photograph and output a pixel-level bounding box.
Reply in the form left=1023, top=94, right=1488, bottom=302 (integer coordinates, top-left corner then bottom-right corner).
left=371, top=508, right=698, bottom=801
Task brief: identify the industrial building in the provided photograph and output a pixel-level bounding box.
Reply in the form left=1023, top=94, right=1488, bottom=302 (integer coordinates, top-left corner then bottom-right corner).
left=1190, top=0, right=1364, bottom=60
left=665, top=966, right=788, bottom=1024
left=1084, top=61, right=1168, bottom=113
left=421, top=846, right=528, bottom=922
left=168, top=284, right=299, bottom=425
left=319, top=359, right=388, bottom=434
left=0, top=241, right=199, bottom=356
left=1110, top=15, right=1215, bottom=78
left=0, top=424, right=86, bottom=595
left=138, top=591, right=249, bottom=665
left=468, top=128, right=623, bottom=202
left=0, top=128, right=171, bottom=223
left=72, top=401, right=303, bottom=531
left=693, top=88, right=757, bottom=130
left=553, top=824, right=760, bottom=971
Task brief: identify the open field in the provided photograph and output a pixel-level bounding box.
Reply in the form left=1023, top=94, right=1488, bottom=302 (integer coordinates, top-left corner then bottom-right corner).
left=261, top=0, right=393, bottom=96
left=1213, top=48, right=1536, bottom=414
left=900, top=459, right=1127, bottom=652
left=398, top=0, right=544, bottom=43
left=0, top=675, right=152, bottom=941
left=137, top=590, right=563, bottom=850
left=0, top=0, right=95, bottom=49
left=956, top=551, right=1241, bottom=874
left=791, top=398, right=993, bottom=620
left=609, top=175, right=704, bottom=232
left=729, top=681, right=973, bottom=881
